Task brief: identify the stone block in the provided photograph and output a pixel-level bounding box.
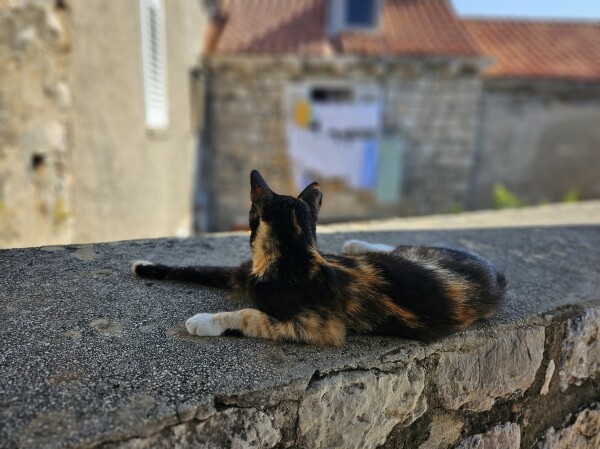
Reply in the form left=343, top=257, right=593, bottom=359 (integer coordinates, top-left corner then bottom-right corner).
left=559, top=308, right=600, bottom=390
left=418, top=413, right=463, bottom=449
left=434, top=327, right=545, bottom=411
left=297, top=367, right=426, bottom=449
left=540, top=360, right=555, bottom=396
left=455, top=422, right=521, bottom=449
left=536, top=405, right=600, bottom=449
left=195, top=408, right=280, bottom=449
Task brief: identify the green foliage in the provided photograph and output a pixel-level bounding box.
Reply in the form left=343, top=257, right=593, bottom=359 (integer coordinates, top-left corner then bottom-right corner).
left=493, top=183, right=526, bottom=209
left=563, top=189, right=580, bottom=204
left=449, top=203, right=463, bottom=214
left=52, top=198, right=70, bottom=230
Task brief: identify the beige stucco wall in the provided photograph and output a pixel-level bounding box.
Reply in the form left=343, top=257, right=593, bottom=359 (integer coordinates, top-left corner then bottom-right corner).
left=69, top=0, right=206, bottom=243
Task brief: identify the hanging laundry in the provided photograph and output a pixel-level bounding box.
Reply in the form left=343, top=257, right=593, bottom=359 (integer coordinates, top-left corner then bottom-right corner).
left=316, top=102, right=380, bottom=138
left=376, top=137, right=405, bottom=204
left=294, top=100, right=311, bottom=128
left=359, top=140, right=379, bottom=190
left=286, top=101, right=382, bottom=191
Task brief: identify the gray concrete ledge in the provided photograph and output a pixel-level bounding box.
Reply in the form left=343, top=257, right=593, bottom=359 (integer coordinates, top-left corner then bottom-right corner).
left=1, top=224, right=600, bottom=448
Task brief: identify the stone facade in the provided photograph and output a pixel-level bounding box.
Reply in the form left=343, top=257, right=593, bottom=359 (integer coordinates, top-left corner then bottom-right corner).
left=204, top=56, right=484, bottom=231
left=0, top=0, right=207, bottom=248
left=0, top=0, right=73, bottom=248
left=469, top=80, right=600, bottom=209
left=202, top=59, right=600, bottom=231
left=536, top=405, right=600, bottom=449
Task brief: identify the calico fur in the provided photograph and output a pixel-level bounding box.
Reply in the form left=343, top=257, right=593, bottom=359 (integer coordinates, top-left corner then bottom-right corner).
left=133, top=170, right=506, bottom=347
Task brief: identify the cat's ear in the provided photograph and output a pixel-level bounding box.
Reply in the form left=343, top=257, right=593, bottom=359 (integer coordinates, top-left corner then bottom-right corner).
left=250, top=170, right=273, bottom=203
left=298, top=182, right=323, bottom=216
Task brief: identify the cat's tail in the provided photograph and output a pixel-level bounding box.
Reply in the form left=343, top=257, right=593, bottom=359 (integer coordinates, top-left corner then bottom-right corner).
left=131, top=260, right=248, bottom=289
left=478, top=269, right=508, bottom=320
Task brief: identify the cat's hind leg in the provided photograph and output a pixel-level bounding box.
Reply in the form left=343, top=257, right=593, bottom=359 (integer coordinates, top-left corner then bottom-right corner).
left=186, top=309, right=346, bottom=347
left=342, top=239, right=395, bottom=254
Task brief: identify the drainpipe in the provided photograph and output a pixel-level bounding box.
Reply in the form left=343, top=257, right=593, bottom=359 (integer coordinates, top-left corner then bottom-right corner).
left=192, top=65, right=216, bottom=233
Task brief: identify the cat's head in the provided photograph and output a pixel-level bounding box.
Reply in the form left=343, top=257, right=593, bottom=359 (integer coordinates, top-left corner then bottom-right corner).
left=249, top=170, right=322, bottom=251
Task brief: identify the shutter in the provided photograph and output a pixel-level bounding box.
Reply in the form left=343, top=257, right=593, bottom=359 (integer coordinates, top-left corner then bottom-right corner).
left=139, top=0, right=168, bottom=128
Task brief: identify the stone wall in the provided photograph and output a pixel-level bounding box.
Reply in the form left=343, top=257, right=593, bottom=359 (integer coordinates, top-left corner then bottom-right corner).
left=204, top=56, right=484, bottom=231
left=0, top=0, right=73, bottom=248
left=117, top=308, right=599, bottom=449
left=469, top=80, right=600, bottom=209
left=2, top=222, right=599, bottom=448
left=0, top=0, right=207, bottom=248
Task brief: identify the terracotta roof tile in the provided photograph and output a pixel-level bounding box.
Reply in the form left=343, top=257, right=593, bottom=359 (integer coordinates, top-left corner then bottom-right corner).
left=339, top=0, right=480, bottom=57
left=463, top=19, right=600, bottom=82
left=212, top=0, right=480, bottom=57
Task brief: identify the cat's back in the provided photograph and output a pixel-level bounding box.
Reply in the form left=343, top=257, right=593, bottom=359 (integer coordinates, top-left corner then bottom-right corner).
left=390, top=244, right=507, bottom=299
left=356, top=245, right=506, bottom=339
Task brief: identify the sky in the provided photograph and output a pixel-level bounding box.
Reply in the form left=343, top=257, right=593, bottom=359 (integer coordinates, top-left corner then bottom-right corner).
left=452, top=0, right=600, bottom=20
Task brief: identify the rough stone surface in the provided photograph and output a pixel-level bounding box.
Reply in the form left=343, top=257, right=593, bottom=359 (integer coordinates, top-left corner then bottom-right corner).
left=1, top=226, right=600, bottom=448
left=536, top=405, right=600, bottom=449
left=434, top=326, right=545, bottom=411
left=195, top=408, right=280, bottom=449
left=418, top=413, right=463, bottom=449
left=298, top=367, right=426, bottom=449
left=540, top=360, right=556, bottom=396
left=455, top=422, right=521, bottom=449
left=560, top=308, right=600, bottom=390
left=0, top=0, right=73, bottom=248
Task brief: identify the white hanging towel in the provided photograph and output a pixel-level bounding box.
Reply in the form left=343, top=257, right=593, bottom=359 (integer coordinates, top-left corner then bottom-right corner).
left=315, top=102, right=380, bottom=135
left=286, top=102, right=382, bottom=191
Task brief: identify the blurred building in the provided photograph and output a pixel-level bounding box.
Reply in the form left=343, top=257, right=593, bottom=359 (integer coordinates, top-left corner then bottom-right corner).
left=2, top=0, right=599, bottom=244
left=197, top=0, right=600, bottom=231
left=0, top=0, right=207, bottom=247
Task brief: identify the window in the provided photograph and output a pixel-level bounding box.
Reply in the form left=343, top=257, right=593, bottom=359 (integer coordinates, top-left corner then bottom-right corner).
left=345, top=0, right=377, bottom=27
left=139, top=0, right=168, bottom=128
left=311, top=87, right=353, bottom=103
left=329, top=0, right=380, bottom=35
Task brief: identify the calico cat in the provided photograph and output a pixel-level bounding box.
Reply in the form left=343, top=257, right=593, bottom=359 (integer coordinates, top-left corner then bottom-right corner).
left=132, top=170, right=506, bottom=347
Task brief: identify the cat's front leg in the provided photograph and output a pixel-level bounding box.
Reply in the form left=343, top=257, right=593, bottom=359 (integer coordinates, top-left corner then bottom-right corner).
left=185, top=308, right=346, bottom=347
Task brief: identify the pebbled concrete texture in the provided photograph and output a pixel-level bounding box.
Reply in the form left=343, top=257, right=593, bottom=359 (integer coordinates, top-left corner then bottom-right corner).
left=1, top=224, right=600, bottom=448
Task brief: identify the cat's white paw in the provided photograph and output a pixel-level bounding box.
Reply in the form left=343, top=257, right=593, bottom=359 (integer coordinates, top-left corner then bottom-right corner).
left=343, top=239, right=395, bottom=254
left=342, top=239, right=372, bottom=254
left=186, top=313, right=222, bottom=337
left=131, top=260, right=155, bottom=274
